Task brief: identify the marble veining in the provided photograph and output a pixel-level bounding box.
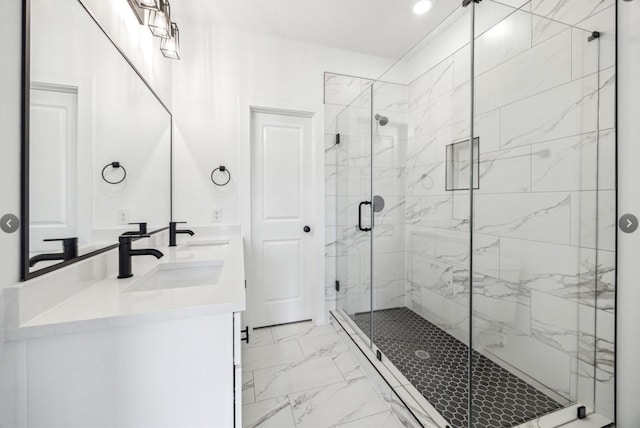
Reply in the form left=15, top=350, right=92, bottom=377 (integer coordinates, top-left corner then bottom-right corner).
left=243, top=321, right=411, bottom=428
left=530, top=0, right=613, bottom=27
left=475, top=193, right=571, bottom=244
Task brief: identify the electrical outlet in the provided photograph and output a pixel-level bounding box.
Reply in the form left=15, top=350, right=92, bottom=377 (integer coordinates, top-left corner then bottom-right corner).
left=117, top=209, right=130, bottom=225
left=212, top=207, right=222, bottom=223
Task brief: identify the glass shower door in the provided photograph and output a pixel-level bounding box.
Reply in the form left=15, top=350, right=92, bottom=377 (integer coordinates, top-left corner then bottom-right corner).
left=335, top=85, right=374, bottom=342
left=369, top=78, right=424, bottom=365
left=470, top=1, right=615, bottom=426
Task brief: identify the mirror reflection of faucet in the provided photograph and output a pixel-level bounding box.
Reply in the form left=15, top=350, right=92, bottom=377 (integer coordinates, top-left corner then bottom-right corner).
left=117, top=234, right=164, bottom=279
left=121, top=222, right=148, bottom=236
left=169, top=221, right=195, bottom=247
left=28, top=237, right=78, bottom=267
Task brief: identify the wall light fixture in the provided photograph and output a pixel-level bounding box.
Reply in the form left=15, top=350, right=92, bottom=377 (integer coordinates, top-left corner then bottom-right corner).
left=148, top=0, right=171, bottom=38
left=160, top=22, right=180, bottom=60
left=135, top=0, right=160, bottom=10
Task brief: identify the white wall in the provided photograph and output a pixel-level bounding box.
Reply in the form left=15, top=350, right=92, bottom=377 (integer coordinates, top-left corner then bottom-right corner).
left=616, top=1, right=640, bottom=426
left=170, top=15, right=398, bottom=226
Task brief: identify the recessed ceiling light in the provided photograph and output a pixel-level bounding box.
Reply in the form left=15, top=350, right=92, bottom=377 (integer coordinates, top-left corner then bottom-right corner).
left=413, top=0, right=433, bottom=15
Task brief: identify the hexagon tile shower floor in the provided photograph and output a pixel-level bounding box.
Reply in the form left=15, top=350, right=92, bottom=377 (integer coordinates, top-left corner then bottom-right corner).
left=353, top=308, right=563, bottom=428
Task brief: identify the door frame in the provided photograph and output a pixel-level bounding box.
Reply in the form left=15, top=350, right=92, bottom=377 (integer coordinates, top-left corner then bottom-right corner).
left=239, top=97, right=326, bottom=329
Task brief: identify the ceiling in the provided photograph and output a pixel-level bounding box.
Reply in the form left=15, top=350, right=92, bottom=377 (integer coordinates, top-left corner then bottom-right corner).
left=172, top=0, right=460, bottom=59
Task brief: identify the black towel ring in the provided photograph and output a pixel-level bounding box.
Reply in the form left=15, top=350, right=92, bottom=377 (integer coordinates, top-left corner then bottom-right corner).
left=101, top=161, right=127, bottom=185
left=211, top=165, right=231, bottom=186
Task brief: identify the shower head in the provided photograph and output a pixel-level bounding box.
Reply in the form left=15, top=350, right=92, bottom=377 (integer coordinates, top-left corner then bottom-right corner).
left=375, top=114, right=389, bottom=126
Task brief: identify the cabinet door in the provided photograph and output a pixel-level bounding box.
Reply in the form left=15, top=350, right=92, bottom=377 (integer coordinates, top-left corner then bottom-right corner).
left=26, top=315, right=234, bottom=427
left=233, top=312, right=242, bottom=366
left=233, top=312, right=243, bottom=427
left=234, top=365, right=242, bottom=427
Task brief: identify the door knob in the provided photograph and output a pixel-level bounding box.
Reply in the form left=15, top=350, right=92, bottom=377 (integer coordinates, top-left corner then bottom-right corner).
left=303, top=225, right=311, bottom=233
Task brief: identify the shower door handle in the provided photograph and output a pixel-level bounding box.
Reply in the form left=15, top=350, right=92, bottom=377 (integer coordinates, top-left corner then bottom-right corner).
left=358, top=201, right=372, bottom=232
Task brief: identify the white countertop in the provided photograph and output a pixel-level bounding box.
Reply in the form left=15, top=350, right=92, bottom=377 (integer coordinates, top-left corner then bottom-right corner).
left=5, top=235, right=246, bottom=341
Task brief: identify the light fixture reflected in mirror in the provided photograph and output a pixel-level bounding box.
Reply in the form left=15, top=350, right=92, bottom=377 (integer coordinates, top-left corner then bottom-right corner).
left=135, top=0, right=160, bottom=11
left=126, top=0, right=146, bottom=25
left=128, top=0, right=181, bottom=60
left=148, top=0, right=171, bottom=38
left=160, top=23, right=180, bottom=60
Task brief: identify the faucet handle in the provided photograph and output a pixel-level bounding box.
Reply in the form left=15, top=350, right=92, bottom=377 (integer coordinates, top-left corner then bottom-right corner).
left=43, top=237, right=78, bottom=259
left=44, top=237, right=78, bottom=244
left=170, top=221, right=187, bottom=225
left=128, top=222, right=148, bottom=234
left=119, top=233, right=151, bottom=243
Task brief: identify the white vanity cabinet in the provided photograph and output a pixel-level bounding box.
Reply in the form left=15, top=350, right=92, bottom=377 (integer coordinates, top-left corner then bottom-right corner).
left=6, top=234, right=247, bottom=427
left=20, top=311, right=243, bottom=427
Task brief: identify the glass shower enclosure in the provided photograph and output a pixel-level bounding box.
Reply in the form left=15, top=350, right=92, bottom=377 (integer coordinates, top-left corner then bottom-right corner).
left=328, top=1, right=616, bottom=427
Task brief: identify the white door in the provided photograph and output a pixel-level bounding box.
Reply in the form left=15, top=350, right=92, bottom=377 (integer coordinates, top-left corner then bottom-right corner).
left=29, top=84, right=78, bottom=253
left=250, top=110, right=314, bottom=328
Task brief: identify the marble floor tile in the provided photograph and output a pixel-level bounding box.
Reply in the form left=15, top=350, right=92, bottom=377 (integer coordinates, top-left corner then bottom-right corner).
left=242, top=327, right=274, bottom=349
left=242, top=396, right=296, bottom=428
left=243, top=371, right=255, bottom=405
left=271, top=321, right=335, bottom=342
left=334, top=410, right=406, bottom=428
left=288, top=377, right=390, bottom=428
left=333, top=352, right=366, bottom=381
left=298, top=330, right=348, bottom=358
left=243, top=320, right=419, bottom=428
left=242, top=340, right=305, bottom=371
left=253, top=355, right=345, bottom=401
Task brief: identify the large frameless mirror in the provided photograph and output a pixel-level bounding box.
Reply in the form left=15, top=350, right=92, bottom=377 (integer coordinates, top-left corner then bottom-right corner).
left=21, top=0, right=172, bottom=280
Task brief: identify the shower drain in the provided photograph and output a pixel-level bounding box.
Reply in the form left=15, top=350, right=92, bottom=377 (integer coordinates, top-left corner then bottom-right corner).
left=414, top=349, right=431, bottom=360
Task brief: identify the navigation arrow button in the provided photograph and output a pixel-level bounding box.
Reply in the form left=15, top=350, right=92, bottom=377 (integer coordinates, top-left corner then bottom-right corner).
left=0, top=214, right=19, bottom=234
left=619, top=214, right=639, bottom=234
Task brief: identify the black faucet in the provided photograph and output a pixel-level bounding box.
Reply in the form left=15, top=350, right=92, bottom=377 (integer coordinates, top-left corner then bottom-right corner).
left=169, top=221, right=195, bottom=247
left=29, top=237, right=78, bottom=267
left=121, top=222, right=147, bottom=236
left=118, top=234, right=164, bottom=279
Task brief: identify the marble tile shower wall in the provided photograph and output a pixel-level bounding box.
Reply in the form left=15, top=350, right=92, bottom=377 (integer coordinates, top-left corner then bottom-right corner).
left=324, top=73, right=409, bottom=317
left=405, top=2, right=615, bottom=419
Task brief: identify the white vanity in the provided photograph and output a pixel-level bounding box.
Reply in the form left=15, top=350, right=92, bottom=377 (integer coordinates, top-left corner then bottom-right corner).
left=4, top=232, right=246, bottom=427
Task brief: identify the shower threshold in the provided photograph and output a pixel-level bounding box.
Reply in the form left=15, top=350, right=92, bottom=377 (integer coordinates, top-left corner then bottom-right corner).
left=332, top=308, right=611, bottom=428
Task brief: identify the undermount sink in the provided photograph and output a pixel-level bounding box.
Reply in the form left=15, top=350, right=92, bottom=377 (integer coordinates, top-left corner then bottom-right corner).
left=179, top=239, right=230, bottom=252
left=125, top=260, right=223, bottom=293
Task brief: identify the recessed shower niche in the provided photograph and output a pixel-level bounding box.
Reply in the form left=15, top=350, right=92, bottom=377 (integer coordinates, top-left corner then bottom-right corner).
left=446, top=138, right=479, bottom=191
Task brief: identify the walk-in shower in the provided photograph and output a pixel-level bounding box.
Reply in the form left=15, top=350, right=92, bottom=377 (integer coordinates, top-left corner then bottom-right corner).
left=325, top=1, right=616, bottom=427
